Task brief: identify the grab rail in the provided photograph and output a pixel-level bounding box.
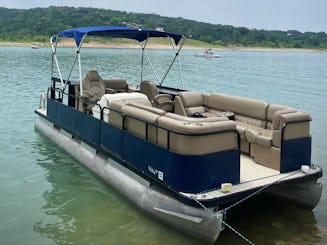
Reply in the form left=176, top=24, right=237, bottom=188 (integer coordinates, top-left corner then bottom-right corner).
left=102, top=106, right=240, bottom=151
left=47, top=86, right=63, bottom=101
left=51, top=75, right=100, bottom=112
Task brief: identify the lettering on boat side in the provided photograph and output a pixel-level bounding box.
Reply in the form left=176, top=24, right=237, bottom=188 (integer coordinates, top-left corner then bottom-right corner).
left=148, top=166, right=164, bottom=181
left=158, top=171, right=164, bottom=181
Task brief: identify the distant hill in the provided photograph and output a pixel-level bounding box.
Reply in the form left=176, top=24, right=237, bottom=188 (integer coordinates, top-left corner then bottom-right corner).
left=0, top=6, right=326, bottom=49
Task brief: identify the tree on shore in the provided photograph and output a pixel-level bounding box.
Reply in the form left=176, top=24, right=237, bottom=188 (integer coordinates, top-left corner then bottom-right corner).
left=0, top=7, right=326, bottom=49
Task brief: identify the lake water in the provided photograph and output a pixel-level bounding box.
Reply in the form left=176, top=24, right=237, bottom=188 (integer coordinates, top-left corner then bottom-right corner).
left=0, top=46, right=326, bottom=245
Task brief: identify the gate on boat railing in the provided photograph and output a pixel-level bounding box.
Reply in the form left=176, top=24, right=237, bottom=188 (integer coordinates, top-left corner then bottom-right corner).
left=49, top=76, right=90, bottom=110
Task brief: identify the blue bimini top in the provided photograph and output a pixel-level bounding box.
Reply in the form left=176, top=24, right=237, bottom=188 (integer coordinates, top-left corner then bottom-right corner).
left=56, top=26, right=184, bottom=47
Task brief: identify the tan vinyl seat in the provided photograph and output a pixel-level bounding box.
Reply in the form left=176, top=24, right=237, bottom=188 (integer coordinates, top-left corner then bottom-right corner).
left=247, top=106, right=310, bottom=170
left=140, top=80, right=174, bottom=112
left=81, top=71, right=106, bottom=113
left=175, top=91, right=207, bottom=116
left=165, top=112, right=228, bottom=122
left=103, top=78, right=129, bottom=94
left=108, top=98, right=152, bottom=129
left=121, top=105, right=160, bottom=144
left=157, top=116, right=237, bottom=155
left=82, top=71, right=105, bottom=96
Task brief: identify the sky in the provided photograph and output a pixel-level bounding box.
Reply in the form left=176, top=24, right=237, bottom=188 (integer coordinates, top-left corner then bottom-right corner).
left=1, top=0, right=326, bottom=33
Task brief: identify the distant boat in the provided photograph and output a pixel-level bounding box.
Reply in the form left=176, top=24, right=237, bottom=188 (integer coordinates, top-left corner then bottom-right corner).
left=31, top=43, right=39, bottom=49
left=194, top=48, right=220, bottom=58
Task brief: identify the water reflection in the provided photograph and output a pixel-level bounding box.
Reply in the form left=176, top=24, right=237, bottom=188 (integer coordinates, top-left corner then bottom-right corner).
left=32, top=134, right=324, bottom=245
left=218, top=196, right=321, bottom=245
left=32, top=135, right=197, bottom=245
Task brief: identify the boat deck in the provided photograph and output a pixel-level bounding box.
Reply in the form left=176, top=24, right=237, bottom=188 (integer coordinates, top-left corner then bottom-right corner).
left=240, top=155, right=279, bottom=182
left=181, top=154, right=319, bottom=202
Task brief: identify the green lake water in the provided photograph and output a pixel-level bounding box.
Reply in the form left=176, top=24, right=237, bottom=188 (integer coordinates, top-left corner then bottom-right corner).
left=0, top=46, right=326, bottom=244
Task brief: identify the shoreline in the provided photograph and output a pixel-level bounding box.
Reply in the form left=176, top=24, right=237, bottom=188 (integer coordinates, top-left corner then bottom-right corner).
left=0, top=40, right=326, bottom=53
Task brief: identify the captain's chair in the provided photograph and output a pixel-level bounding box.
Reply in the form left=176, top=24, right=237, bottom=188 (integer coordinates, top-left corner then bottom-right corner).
left=81, top=70, right=106, bottom=113
left=140, top=80, right=174, bottom=112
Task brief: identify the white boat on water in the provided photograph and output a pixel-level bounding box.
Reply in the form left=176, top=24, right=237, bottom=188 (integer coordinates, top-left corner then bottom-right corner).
left=194, top=48, right=220, bottom=58
left=34, top=26, right=322, bottom=244
left=31, top=43, right=39, bottom=49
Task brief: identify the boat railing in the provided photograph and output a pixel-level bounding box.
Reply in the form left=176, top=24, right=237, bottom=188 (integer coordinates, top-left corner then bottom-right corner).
left=153, top=121, right=241, bottom=151
left=49, top=76, right=240, bottom=153
left=157, top=85, right=186, bottom=96
left=50, top=76, right=101, bottom=111
left=102, top=105, right=240, bottom=152
left=48, top=75, right=309, bottom=164
left=47, top=86, right=63, bottom=102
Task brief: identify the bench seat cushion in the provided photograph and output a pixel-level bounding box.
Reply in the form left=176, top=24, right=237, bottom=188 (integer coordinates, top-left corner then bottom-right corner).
left=157, top=116, right=237, bottom=155
left=236, top=121, right=273, bottom=147
left=207, top=93, right=268, bottom=121
left=165, top=112, right=228, bottom=122
left=246, top=129, right=272, bottom=147
left=185, top=106, right=206, bottom=115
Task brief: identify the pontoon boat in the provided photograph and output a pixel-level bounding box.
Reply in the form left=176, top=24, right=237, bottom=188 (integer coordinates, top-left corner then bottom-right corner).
left=34, top=26, right=322, bottom=244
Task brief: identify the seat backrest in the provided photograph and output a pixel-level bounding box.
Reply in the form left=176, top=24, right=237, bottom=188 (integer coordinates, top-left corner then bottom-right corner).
left=122, top=105, right=160, bottom=143
left=175, top=92, right=206, bottom=116
left=177, top=92, right=204, bottom=108
left=83, top=71, right=103, bottom=90
left=157, top=116, right=237, bottom=155
left=207, top=93, right=268, bottom=128
left=82, top=70, right=106, bottom=105
left=140, top=80, right=159, bottom=102
left=266, top=104, right=295, bottom=129
left=103, top=78, right=128, bottom=92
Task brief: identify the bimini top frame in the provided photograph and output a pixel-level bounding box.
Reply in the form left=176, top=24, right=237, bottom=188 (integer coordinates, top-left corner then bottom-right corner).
left=50, top=26, right=186, bottom=96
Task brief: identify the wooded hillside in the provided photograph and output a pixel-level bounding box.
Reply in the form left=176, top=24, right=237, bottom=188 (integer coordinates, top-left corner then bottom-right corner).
left=0, top=6, right=326, bottom=49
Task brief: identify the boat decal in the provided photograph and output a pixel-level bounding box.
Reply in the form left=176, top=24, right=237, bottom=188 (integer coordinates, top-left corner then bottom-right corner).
left=148, top=165, right=164, bottom=181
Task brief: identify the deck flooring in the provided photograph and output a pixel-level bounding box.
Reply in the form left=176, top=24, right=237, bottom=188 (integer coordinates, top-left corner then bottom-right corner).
left=240, top=155, right=279, bottom=182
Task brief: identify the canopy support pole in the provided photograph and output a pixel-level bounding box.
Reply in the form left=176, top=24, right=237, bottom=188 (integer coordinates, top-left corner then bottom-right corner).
left=77, top=35, right=86, bottom=96
left=171, top=37, right=185, bottom=89
left=64, top=44, right=82, bottom=93
left=159, top=36, right=185, bottom=86
left=140, top=35, right=162, bottom=84
left=145, top=52, right=160, bottom=84
left=50, top=34, right=85, bottom=97
left=51, top=36, right=64, bottom=88
left=139, top=37, right=148, bottom=82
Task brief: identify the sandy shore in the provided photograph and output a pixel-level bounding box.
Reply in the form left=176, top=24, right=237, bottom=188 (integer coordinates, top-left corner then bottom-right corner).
left=0, top=40, right=325, bottom=52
